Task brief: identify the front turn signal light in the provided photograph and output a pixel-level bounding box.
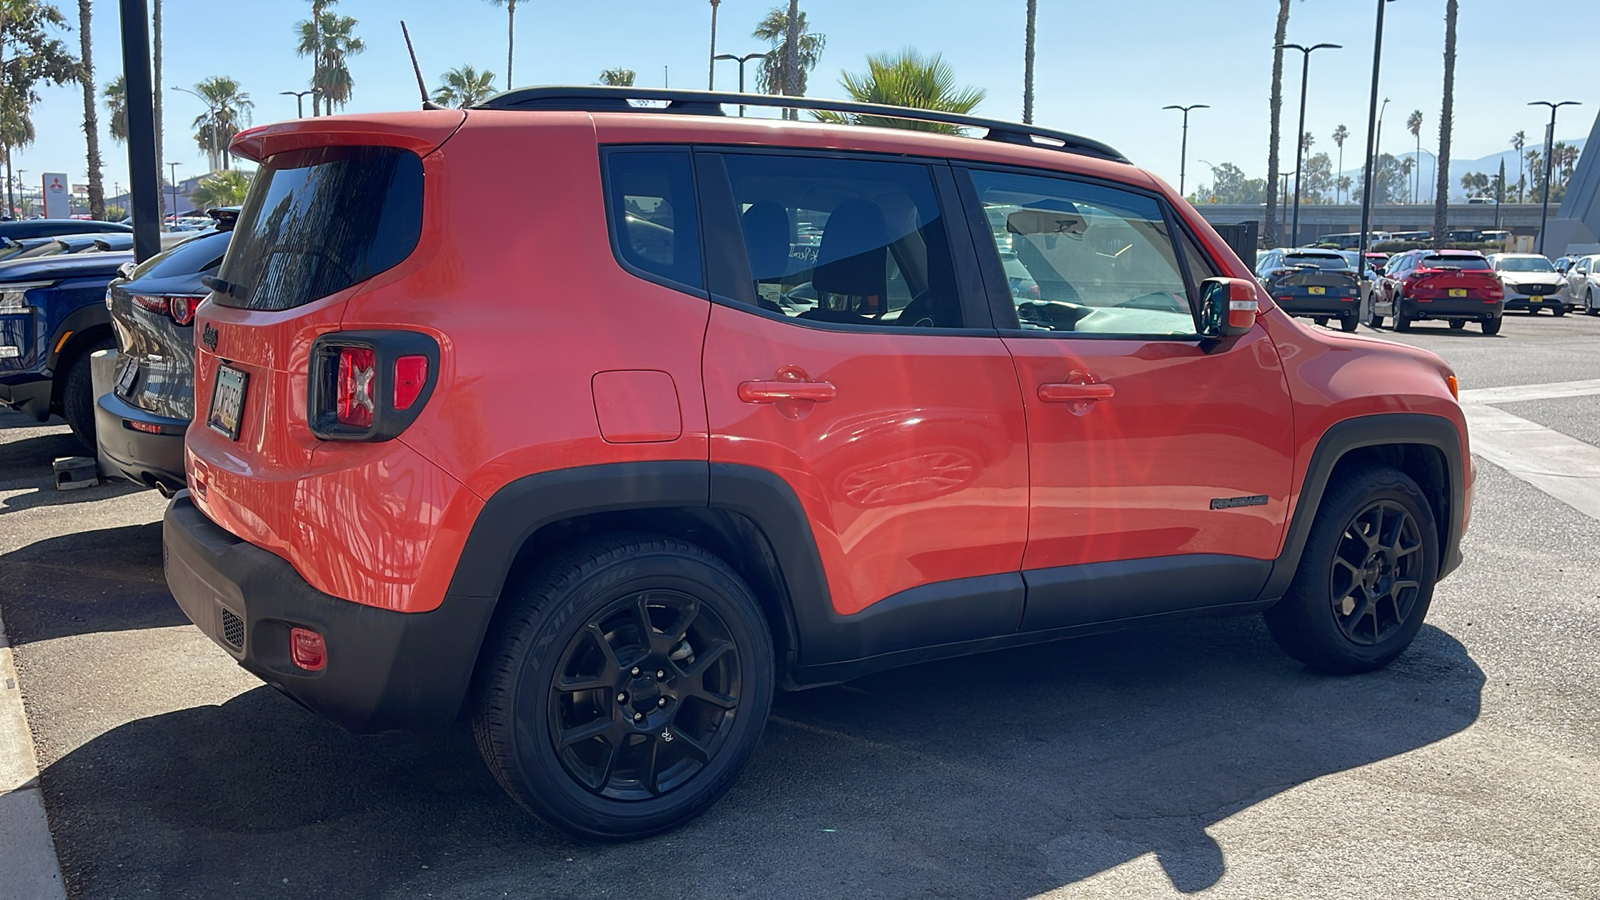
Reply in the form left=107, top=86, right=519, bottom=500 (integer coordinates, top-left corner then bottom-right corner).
left=1446, top=374, right=1459, bottom=400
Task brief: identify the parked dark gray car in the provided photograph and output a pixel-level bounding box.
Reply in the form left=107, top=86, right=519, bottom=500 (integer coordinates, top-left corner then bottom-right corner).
left=96, top=215, right=234, bottom=491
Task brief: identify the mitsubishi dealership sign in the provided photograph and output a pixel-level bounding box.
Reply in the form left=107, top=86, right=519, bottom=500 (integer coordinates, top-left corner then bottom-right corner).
left=42, top=172, right=69, bottom=218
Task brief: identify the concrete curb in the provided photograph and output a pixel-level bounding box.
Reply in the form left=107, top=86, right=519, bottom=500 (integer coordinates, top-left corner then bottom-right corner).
left=0, top=610, right=67, bottom=900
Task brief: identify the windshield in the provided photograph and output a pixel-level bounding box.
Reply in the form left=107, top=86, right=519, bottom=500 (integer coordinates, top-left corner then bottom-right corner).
left=1421, top=255, right=1490, bottom=270
left=215, top=145, right=423, bottom=311
left=1493, top=257, right=1554, bottom=273
left=1284, top=254, right=1351, bottom=270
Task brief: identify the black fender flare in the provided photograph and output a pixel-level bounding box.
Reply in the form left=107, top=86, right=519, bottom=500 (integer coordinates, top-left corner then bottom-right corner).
left=1259, top=412, right=1466, bottom=601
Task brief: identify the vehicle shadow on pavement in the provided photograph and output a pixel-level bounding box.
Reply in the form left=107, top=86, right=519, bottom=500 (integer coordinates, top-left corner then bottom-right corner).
left=0, top=522, right=189, bottom=643
left=34, top=615, right=1483, bottom=899
left=0, top=428, right=148, bottom=514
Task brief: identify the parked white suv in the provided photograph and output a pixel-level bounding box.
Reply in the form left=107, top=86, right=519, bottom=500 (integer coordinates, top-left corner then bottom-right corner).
left=1566, top=255, right=1600, bottom=316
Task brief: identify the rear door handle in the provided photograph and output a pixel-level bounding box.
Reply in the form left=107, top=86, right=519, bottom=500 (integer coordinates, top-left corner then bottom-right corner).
left=739, top=380, right=838, bottom=403
left=1038, top=382, right=1114, bottom=403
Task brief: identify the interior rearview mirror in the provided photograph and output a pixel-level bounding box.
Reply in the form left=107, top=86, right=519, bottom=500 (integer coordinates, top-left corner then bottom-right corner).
left=1197, top=277, right=1259, bottom=340
left=1006, top=208, right=1087, bottom=238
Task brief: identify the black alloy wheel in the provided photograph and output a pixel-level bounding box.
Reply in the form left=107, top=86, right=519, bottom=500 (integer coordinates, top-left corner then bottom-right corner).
left=1264, top=465, right=1438, bottom=673
left=473, top=534, right=774, bottom=840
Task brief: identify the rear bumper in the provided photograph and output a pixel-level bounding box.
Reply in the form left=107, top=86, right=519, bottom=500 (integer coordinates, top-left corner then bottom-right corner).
left=1277, top=296, right=1361, bottom=316
left=1400, top=299, right=1503, bottom=320
left=163, top=492, right=497, bottom=733
left=0, top=376, right=52, bottom=420
left=95, top=389, right=187, bottom=489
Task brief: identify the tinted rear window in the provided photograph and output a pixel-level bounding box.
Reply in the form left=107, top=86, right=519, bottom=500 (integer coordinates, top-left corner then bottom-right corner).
left=1422, top=255, right=1490, bottom=270
left=129, top=230, right=231, bottom=280
left=215, top=146, right=423, bottom=310
left=1284, top=254, right=1350, bottom=270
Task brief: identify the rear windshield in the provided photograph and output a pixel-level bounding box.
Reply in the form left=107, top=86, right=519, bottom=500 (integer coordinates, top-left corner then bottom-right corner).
left=214, top=145, right=423, bottom=311
left=1421, top=254, right=1490, bottom=270
left=1493, top=257, right=1554, bottom=273
left=1284, top=254, right=1350, bottom=270
left=129, top=230, right=231, bottom=281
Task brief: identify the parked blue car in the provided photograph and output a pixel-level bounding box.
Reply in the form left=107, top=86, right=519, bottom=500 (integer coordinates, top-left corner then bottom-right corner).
left=0, top=219, right=131, bottom=242
left=0, top=252, right=134, bottom=448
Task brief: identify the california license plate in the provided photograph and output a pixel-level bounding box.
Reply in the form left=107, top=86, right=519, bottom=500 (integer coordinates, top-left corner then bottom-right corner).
left=1448, top=288, right=1467, bottom=297
left=1308, top=286, right=1326, bottom=295
left=207, top=364, right=248, bottom=441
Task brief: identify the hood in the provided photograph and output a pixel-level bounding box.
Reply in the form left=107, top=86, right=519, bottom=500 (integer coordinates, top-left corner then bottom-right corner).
left=0, top=251, right=135, bottom=283
left=1497, top=271, right=1563, bottom=285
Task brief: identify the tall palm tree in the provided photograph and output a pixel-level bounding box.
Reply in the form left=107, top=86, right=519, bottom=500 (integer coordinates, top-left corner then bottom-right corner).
left=1510, top=130, right=1526, bottom=202
left=1406, top=109, right=1423, bottom=203
left=485, top=0, right=518, bottom=88
left=707, top=0, right=720, bottom=89
left=189, top=76, right=252, bottom=172
left=1264, top=0, right=1291, bottom=247
left=104, top=76, right=127, bottom=144
left=298, top=0, right=332, bottom=116
left=598, top=68, right=636, bottom=87
left=753, top=6, right=825, bottom=119
left=297, top=10, right=364, bottom=113
left=1398, top=156, right=1414, bottom=203
left=1432, top=0, right=1458, bottom=247
left=1331, top=124, right=1349, bottom=201
left=812, top=48, right=985, bottom=134
left=1022, top=0, right=1036, bottom=124
left=432, top=65, right=497, bottom=108
left=77, top=0, right=105, bottom=218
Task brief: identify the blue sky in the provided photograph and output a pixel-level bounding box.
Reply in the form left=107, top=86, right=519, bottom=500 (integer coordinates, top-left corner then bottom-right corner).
left=10, top=0, right=1599, bottom=198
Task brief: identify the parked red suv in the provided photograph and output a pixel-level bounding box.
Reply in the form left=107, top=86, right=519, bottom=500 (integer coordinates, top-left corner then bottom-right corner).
left=164, top=88, right=1472, bottom=840
left=1369, top=248, right=1505, bottom=334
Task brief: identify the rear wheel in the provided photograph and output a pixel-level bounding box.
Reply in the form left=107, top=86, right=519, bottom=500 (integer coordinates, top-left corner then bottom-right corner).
left=1482, top=317, right=1502, bottom=335
left=472, top=534, right=774, bottom=840
left=1448, top=320, right=1465, bottom=330
left=1339, top=312, right=1359, bottom=333
left=1313, top=316, right=1329, bottom=327
left=1264, top=465, right=1438, bottom=674
left=60, top=335, right=116, bottom=452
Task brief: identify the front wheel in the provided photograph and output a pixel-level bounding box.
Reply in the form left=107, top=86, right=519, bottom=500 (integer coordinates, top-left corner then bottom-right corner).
left=1365, top=297, right=1384, bottom=329
left=1264, top=466, right=1439, bottom=674
left=1587, top=289, right=1597, bottom=316
left=1552, top=304, right=1566, bottom=317
left=472, top=534, right=775, bottom=840
left=61, top=335, right=117, bottom=451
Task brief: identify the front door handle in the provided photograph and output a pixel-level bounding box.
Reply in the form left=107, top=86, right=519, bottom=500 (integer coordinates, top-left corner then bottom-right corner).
left=1037, top=382, right=1114, bottom=403
left=739, top=380, right=837, bottom=403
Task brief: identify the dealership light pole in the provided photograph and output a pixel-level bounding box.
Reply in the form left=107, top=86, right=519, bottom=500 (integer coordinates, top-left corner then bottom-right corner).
left=1357, top=0, right=1397, bottom=311
left=1529, top=99, right=1580, bottom=255
left=1161, top=103, right=1208, bottom=196
left=1278, top=42, right=1340, bottom=247
left=713, top=52, right=769, bottom=116
left=281, top=89, right=319, bottom=119
left=173, top=86, right=223, bottom=173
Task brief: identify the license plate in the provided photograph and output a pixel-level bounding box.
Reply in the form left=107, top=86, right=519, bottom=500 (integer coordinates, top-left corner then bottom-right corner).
left=1448, top=288, right=1467, bottom=297
left=1308, top=286, right=1326, bottom=295
left=207, top=364, right=249, bottom=441
left=114, top=356, right=138, bottom=395
left=1531, top=296, right=1542, bottom=303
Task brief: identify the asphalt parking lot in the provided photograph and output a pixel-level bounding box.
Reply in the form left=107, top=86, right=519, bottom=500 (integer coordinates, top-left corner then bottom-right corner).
left=2, top=311, right=1599, bottom=899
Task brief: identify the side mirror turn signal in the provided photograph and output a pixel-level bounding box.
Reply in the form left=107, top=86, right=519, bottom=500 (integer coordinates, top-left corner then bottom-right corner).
left=1198, top=277, right=1259, bottom=339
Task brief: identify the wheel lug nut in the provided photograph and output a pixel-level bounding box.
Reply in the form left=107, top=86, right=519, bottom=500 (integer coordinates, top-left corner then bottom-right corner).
left=617, top=693, right=627, bottom=703
left=633, top=712, right=643, bottom=722
left=656, top=670, right=665, bottom=679
left=631, top=666, right=640, bottom=676
left=657, top=697, right=667, bottom=707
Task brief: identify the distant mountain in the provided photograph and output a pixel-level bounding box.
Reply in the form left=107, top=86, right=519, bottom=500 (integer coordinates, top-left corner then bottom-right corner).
left=1336, top=138, right=1586, bottom=202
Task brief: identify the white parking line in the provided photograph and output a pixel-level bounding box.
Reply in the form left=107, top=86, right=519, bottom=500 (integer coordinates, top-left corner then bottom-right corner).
left=0, top=610, right=67, bottom=900
left=1459, top=379, right=1600, bottom=523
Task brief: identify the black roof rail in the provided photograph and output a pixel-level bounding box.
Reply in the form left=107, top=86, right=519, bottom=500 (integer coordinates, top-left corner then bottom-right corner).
left=473, top=85, right=1130, bottom=164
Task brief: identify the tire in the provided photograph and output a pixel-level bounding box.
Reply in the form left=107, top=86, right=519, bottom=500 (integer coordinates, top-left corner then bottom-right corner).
left=1552, top=304, right=1566, bottom=317
left=1365, top=296, right=1384, bottom=329
left=1313, top=316, right=1329, bottom=327
left=1482, top=317, right=1502, bottom=335
left=1448, top=320, right=1465, bottom=330
left=1339, top=312, right=1359, bottom=333
left=472, top=533, right=774, bottom=841
left=1587, top=289, right=1597, bottom=316
left=60, top=335, right=116, bottom=451
left=1264, top=465, right=1439, bottom=674
left=1391, top=292, right=1411, bottom=332
left=1393, top=313, right=1412, bottom=333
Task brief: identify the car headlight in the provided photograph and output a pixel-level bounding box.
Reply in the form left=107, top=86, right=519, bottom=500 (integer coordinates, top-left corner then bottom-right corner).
left=0, top=281, right=56, bottom=312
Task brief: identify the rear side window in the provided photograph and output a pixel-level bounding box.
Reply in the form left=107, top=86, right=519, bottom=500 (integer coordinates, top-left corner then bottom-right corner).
left=602, top=149, right=704, bottom=292
left=129, top=231, right=231, bottom=280
left=1421, top=255, right=1490, bottom=270
left=215, top=146, right=423, bottom=311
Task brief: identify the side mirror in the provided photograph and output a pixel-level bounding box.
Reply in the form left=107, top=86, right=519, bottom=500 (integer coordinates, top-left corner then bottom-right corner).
left=1197, top=277, right=1259, bottom=339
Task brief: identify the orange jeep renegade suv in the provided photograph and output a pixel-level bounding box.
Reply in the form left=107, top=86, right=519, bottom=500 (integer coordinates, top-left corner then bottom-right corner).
left=164, top=87, right=1472, bottom=840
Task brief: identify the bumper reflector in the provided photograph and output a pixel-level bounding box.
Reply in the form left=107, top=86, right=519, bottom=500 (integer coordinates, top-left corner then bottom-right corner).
left=290, top=627, right=327, bottom=671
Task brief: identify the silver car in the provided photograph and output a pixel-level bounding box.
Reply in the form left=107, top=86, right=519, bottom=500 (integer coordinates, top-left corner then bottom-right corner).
left=1487, top=253, right=1570, bottom=316
left=1565, top=255, right=1600, bottom=316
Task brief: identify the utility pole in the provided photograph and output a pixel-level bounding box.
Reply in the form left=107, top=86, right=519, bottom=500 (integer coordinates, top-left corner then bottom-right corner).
left=168, top=161, right=181, bottom=222
left=708, top=0, right=720, bottom=90
left=715, top=53, right=770, bottom=117
left=1279, top=42, right=1340, bottom=247
left=118, top=0, right=162, bottom=260
left=1529, top=100, right=1579, bottom=256
left=1161, top=104, right=1209, bottom=196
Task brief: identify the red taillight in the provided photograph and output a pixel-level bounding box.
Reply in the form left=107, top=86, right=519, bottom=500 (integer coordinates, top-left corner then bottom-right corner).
left=289, top=627, right=326, bottom=671
left=336, top=347, right=377, bottom=428
left=169, top=295, right=204, bottom=325
left=394, top=355, right=428, bottom=411
left=131, top=294, right=167, bottom=314
left=124, top=419, right=162, bottom=434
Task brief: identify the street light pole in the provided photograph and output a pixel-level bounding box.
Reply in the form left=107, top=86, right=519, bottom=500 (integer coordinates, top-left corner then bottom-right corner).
left=173, top=86, right=221, bottom=173
left=1529, top=99, right=1579, bottom=256
left=167, top=161, right=181, bottom=224
left=1278, top=42, right=1340, bottom=247
left=1357, top=0, right=1396, bottom=310
left=281, top=89, right=318, bottom=119
left=1161, top=103, right=1208, bottom=196
left=713, top=52, right=769, bottom=117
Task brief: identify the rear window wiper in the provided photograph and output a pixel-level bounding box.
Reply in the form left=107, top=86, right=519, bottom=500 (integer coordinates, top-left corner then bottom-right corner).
left=201, top=275, right=247, bottom=299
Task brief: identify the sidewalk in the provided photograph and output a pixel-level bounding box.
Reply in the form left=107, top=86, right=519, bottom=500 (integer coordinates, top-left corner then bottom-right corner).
left=0, top=607, right=67, bottom=900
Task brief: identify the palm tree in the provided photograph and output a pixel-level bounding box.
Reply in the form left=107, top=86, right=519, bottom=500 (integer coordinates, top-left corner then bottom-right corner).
left=104, top=76, right=127, bottom=144
left=297, top=9, right=365, bottom=113
left=1398, top=156, right=1414, bottom=202
left=432, top=65, right=497, bottom=108
left=1331, top=124, right=1348, bottom=201
left=484, top=0, right=518, bottom=88
left=1406, top=109, right=1423, bottom=203
left=1432, top=0, right=1458, bottom=247
left=189, top=76, right=253, bottom=171
left=598, top=68, right=636, bottom=87
left=77, top=0, right=105, bottom=219
left=190, top=169, right=251, bottom=209
left=753, top=6, right=825, bottom=119
left=1510, top=130, right=1526, bottom=202
left=707, top=0, right=720, bottom=89
left=812, top=48, right=985, bottom=134
left=297, top=0, right=332, bottom=116
left=1022, top=0, right=1037, bottom=124
left=1265, top=0, right=1292, bottom=246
